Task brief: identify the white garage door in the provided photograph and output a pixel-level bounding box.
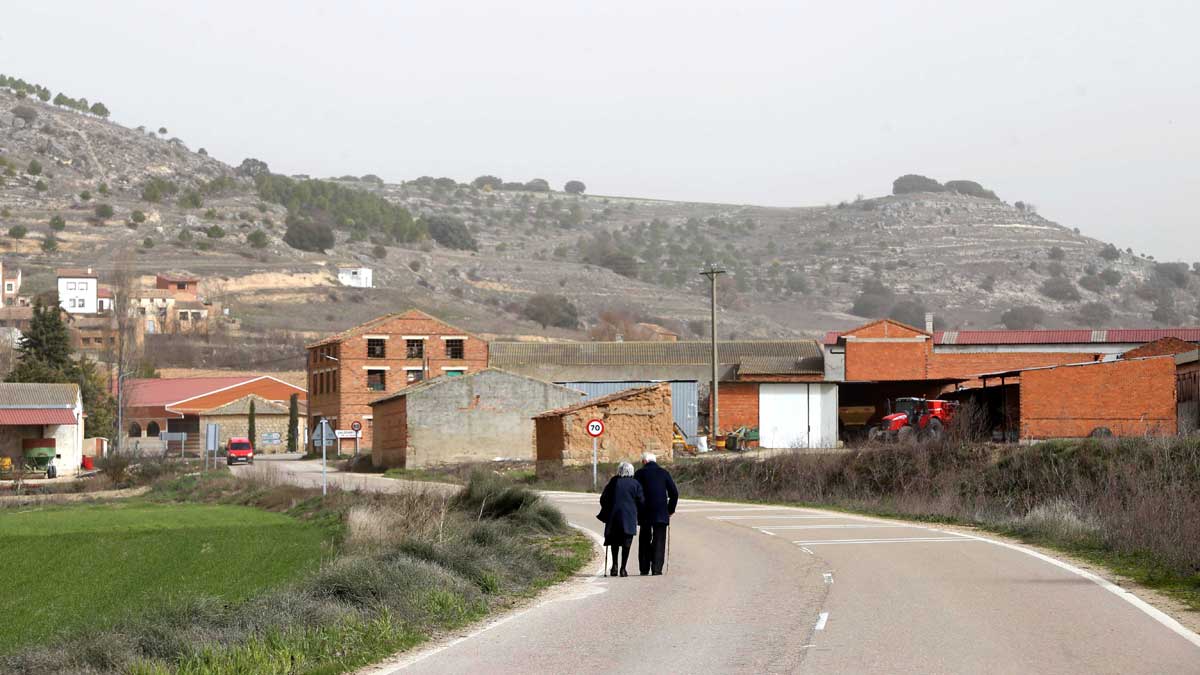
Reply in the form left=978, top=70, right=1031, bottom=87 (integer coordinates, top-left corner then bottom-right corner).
left=758, top=383, right=838, bottom=449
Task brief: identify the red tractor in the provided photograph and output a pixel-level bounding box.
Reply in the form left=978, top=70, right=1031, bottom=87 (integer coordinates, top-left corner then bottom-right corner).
left=868, top=397, right=957, bottom=442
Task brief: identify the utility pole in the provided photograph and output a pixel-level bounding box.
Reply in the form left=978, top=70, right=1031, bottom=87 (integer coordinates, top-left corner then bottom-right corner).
left=700, top=265, right=726, bottom=445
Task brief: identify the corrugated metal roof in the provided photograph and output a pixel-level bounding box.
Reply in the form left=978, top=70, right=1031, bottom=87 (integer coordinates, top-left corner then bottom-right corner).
left=533, top=384, right=662, bottom=418
left=736, top=356, right=820, bottom=375
left=825, top=326, right=1200, bottom=346
left=369, top=368, right=578, bottom=406
left=0, top=408, right=78, bottom=425
left=490, top=340, right=822, bottom=368
left=0, top=383, right=80, bottom=408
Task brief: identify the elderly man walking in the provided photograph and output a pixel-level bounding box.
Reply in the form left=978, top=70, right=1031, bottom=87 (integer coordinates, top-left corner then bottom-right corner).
left=634, top=452, right=679, bottom=576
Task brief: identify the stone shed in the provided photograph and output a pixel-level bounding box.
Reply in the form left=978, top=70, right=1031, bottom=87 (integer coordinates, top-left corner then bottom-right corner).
left=369, top=368, right=583, bottom=468
left=533, top=383, right=673, bottom=468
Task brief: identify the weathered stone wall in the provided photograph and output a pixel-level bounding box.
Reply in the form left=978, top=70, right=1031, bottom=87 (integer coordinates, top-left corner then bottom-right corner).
left=556, top=384, right=673, bottom=467
left=199, top=413, right=294, bottom=453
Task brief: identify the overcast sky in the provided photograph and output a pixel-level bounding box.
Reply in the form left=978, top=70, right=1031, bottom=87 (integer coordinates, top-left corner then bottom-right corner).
left=4, top=1, right=1198, bottom=261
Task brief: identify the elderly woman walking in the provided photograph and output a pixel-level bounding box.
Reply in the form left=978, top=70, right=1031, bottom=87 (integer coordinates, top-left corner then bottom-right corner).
left=597, top=461, right=645, bottom=577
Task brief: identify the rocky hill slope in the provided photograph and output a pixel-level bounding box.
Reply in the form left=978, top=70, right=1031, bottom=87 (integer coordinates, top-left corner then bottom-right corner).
left=2, top=82, right=1197, bottom=364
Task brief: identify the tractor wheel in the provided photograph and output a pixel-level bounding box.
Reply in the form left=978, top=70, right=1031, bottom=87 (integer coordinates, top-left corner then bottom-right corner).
left=47, top=465, right=57, bottom=479
left=926, top=418, right=944, bottom=440
left=867, top=426, right=882, bottom=443
left=897, top=425, right=916, bottom=443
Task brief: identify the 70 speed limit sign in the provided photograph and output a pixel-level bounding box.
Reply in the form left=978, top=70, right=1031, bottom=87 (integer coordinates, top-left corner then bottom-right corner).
left=586, top=418, right=605, bottom=437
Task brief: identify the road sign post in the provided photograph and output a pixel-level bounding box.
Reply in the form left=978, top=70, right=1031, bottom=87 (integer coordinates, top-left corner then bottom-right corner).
left=205, top=424, right=219, bottom=471
left=317, top=419, right=332, bottom=497
left=351, top=421, right=363, bottom=457
left=586, top=418, right=605, bottom=491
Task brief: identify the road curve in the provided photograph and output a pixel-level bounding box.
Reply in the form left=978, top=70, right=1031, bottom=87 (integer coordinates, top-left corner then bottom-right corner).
left=244, top=460, right=1200, bottom=673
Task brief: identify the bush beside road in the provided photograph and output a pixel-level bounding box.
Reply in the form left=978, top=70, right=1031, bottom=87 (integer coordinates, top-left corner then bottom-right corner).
left=1, top=469, right=589, bottom=674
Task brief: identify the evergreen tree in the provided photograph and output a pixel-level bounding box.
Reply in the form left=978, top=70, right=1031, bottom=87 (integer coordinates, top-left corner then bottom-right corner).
left=287, top=393, right=299, bottom=453
left=248, top=399, right=257, bottom=447
left=6, top=303, right=116, bottom=439
left=7, top=302, right=74, bottom=380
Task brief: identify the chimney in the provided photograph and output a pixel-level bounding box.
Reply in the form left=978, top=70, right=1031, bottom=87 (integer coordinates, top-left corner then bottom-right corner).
left=924, top=312, right=934, bottom=333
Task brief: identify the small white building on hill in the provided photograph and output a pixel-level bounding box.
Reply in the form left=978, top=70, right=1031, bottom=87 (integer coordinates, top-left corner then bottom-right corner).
left=337, top=267, right=373, bottom=289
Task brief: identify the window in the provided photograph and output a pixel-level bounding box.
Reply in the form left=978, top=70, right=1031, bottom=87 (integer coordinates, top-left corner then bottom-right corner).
left=367, top=369, right=386, bottom=391
left=446, top=369, right=465, bottom=377
left=79, top=281, right=88, bottom=291
left=128, top=422, right=142, bottom=437
left=445, top=339, right=465, bottom=359
left=406, top=369, right=424, bottom=384
left=4, top=283, right=12, bottom=292
left=176, top=282, right=187, bottom=290
left=179, top=311, right=190, bottom=322
left=146, top=421, right=160, bottom=437
left=367, top=338, right=387, bottom=358
left=406, top=339, right=424, bottom=359
left=67, top=282, right=76, bottom=291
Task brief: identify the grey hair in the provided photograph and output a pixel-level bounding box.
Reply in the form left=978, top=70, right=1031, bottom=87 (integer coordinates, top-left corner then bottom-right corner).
left=642, top=452, right=656, bottom=464
left=618, top=461, right=635, bottom=477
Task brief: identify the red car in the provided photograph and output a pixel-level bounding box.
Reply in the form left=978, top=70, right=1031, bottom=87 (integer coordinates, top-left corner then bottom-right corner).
left=226, top=437, right=255, bottom=465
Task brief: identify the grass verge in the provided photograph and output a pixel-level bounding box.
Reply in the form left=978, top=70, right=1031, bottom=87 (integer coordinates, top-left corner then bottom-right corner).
left=0, top=501, right=329, bottom=655
left=2, top=469, right=591, bottom=674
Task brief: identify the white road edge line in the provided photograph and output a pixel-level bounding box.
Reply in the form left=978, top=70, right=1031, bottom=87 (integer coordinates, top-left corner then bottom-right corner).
left=799, top=547, right=815, bottom=555
left=368, top=523, right=606, bottom=672
left=930, top=528, right=1200, bottom=650
left=711, top=515, right=863, bottom=520
left=815, top=612, right=829, bottom=631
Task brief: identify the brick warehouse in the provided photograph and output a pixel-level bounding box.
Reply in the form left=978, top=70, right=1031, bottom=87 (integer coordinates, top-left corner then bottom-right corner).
left=825, top=319, right=1199, bottom=441
left=306, top=310, right=488, bottom=449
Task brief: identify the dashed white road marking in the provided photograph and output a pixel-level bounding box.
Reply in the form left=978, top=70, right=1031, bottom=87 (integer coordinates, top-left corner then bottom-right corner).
left=759, top=524, right=920, bottom=531
left=815, top=612, right=829, bottom=631
left=710, top=514, right=852, bottom=520
left=799, top=547, right=815, bottom=555
left=823, top=572, right=834, bottom=585
left=793, top=536, right=969, bottom=545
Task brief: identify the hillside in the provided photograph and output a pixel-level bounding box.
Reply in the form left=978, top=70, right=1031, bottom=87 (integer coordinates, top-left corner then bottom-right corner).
left=2, top=81, right=1198, bottom=370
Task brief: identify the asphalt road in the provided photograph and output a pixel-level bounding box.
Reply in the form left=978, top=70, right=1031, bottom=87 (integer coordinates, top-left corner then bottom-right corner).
left=245, top=459, right=1200, bottom=674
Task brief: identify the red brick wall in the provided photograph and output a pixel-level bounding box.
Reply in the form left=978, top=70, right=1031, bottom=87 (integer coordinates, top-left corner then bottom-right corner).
left=843, top=320, right=927, bottom=339
left=1019, top=357, right=1177, bottom=439
left=844, top=341, right=930, bottom=381
left=306, top=311, right=488, bottom=448
left=371, top=395, right=407, bottom=468
left=719, top=382, right=759, bottom=433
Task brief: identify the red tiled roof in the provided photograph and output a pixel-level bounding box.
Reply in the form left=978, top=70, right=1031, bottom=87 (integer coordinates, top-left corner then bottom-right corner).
left=124, top=377, right=255, bottom=407
left=0, top=409, right=77, bottom=425
left=825, top=327, right=1200, bottom=346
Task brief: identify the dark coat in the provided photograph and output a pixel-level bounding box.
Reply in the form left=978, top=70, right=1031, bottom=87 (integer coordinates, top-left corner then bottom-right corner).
left=597, top=476, right=644, bottom=545
left=634, top=461, right=679, bottom=526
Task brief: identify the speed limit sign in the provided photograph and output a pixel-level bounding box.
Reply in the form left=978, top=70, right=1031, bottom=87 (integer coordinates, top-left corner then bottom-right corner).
left=586, top=418, right=605, bottom=437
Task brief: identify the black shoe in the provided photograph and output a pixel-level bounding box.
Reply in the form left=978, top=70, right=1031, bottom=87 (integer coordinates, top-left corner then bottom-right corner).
left=610, top=567, right=618, bottom=577
left=619, top=569, right=628, bottom=577
left=651, top=571, right=663, bottom=576
left=640, top=572, right=649, bottom=576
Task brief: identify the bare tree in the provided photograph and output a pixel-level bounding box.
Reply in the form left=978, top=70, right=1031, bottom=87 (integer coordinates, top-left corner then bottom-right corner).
left=109, top=256, right=142, bottom=453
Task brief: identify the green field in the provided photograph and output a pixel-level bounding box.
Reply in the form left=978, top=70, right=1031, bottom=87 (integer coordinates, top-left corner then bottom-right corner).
left=0, top=501, right=331, bottom=654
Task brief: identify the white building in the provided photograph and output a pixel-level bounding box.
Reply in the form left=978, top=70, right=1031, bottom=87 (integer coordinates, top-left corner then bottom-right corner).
left=337, top=267, right=373, bottom=289
left=0, top=383, right=85, bottom=478
left=57, top=267, right=99, bottom=314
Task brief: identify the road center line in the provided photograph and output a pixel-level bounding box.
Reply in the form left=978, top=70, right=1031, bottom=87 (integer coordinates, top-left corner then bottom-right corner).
left=758, top=524, right=920, bottom=530
left=823, top=572, right=834, bottom=585
left=815, top=612, right=829, bottom=630
left=792, top=536, right=969, bottom=545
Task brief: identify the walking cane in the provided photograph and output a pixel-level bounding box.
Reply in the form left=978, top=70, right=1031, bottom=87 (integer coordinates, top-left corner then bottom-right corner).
left=665, top=526, right=670, bottom=574
left=604, top=542, right=609, bottom=578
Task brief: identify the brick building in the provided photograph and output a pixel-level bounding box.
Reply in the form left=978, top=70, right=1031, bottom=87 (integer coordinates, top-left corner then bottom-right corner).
left=306, top=310, right=489, bottom=449
left=369, top=368, right=581, bottom=468
left=534, top=384, right=674, bottom=469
